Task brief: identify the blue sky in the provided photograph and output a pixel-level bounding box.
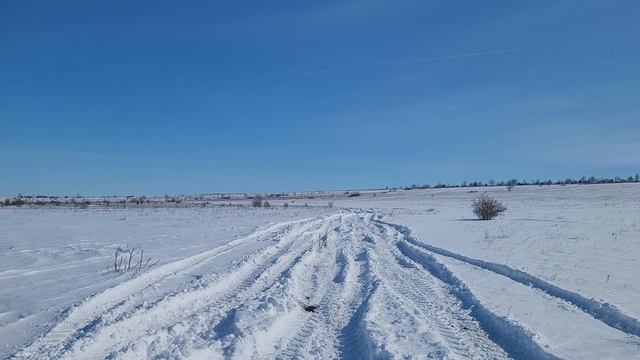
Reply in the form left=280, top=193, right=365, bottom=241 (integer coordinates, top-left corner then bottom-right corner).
left=1, top=1, right=639, bottom=195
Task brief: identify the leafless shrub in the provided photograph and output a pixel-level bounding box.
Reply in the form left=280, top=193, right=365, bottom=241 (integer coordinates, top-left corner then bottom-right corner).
left=472, top=194, right=507, bottom=220
left=251, top=195, right=263, bottom=207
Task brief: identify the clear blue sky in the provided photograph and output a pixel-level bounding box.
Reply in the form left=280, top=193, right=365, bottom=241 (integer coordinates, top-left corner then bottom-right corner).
left=1, top=1, right=639, bottom=195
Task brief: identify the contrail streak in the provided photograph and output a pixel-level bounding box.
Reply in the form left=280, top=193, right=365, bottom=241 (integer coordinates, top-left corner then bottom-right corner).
left=267, top=47, right=524, bottom=79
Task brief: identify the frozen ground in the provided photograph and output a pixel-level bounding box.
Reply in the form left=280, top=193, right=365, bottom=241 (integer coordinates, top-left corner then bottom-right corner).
left=1, top=184, right=639, bottom=359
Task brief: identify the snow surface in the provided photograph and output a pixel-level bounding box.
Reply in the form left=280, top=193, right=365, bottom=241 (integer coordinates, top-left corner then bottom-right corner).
left=1, top=184, right=639, bottom=359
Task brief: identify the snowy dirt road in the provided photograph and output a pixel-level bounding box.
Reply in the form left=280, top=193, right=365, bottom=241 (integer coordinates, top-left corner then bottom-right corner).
left=12, top=210, right=640, bottom=359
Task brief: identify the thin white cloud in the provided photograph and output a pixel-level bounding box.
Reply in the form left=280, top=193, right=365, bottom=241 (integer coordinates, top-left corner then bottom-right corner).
left=265, top=47, right=525, bottom=80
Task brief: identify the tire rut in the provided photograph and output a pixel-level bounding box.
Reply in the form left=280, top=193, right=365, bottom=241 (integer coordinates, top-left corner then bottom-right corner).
left=57, top=217, right=330, bottom=359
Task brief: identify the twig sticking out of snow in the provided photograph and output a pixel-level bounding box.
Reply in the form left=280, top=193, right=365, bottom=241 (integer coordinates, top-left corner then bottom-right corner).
left=114, top=246, right=157, bottom=273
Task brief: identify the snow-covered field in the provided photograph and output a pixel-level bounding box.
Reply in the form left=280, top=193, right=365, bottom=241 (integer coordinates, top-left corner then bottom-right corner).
left=1, top=184, right=639, bottom=359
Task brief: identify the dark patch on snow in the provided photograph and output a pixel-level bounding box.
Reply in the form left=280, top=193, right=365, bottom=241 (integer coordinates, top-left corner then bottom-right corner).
left=301, top=304, right=318, bottom=312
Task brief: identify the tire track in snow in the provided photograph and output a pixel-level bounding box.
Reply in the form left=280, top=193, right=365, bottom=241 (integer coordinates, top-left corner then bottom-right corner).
left=275, top=226, right=345, bottom=358
left=142, top=235, right=320, bottom=357
left=16, top=218, right=317, bottom=359
left=118, top=215, right=345, bottom=359
left=393, top=237, right=561, bottom=360
left=80, top=218, right=332, bottom=359
left=381, top=220, right=640, bottom=338
left=336, top=250, right=377, bottom=360
left=197, top=219, right=341, bottom=358
left=365, top=218, right=506, bottom=359
left=18, top=211, right=552, bottom=359
left=275, top=213, right=507, bottom=359
left=209, top=212, right=511, bottom=359
left=277, top=214, right=376, bottom=359
left=23, top=217, right=330, bottom=359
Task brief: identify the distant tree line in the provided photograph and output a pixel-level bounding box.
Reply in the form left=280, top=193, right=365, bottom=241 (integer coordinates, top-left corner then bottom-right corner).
left=0, top=194, right=159, bottom=208
left=399, top=173, right=640, bottom=191
left=3, top=173, right=639, bottom=208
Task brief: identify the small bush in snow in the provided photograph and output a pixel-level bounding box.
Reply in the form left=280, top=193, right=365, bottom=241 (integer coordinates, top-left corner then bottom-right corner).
left=251, top=196, right=263, bottom=207
left=472, top=194, right=506, bottom=220
left=263, top=201, right=271, bottom=208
